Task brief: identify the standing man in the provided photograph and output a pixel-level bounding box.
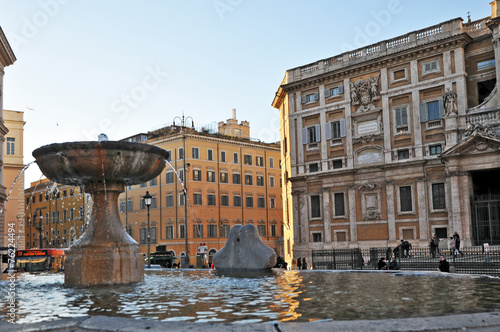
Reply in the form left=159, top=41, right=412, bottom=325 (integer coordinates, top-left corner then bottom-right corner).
left=453, top=232, right=464, bottom=257
left=433, top=234, right=441, bottom=255
left=297, top=257, right=302, bottom=270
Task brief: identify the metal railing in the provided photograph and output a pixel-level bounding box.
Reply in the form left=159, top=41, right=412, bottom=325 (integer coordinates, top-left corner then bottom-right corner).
left=312, top=246, right=500, bottom=276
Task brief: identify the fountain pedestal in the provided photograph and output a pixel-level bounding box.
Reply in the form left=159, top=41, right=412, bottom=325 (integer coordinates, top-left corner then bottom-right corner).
left=33, top=141, right=169, bottom=286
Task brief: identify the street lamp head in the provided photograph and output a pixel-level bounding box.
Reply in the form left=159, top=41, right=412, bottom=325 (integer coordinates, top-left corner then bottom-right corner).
left=143, top=191, right=152, bottom=207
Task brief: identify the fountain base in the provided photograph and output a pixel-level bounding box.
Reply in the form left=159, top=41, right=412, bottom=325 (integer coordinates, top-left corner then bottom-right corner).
left=65, top=244, right=144, bottom=286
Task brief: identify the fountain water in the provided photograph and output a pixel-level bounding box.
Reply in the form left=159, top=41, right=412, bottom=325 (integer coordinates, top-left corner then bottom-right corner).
left=32, top=140, right=169, bottom=286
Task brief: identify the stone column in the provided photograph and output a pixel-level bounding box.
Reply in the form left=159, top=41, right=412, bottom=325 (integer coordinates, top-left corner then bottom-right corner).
left=292, top=193, right=301, bottom=244
left=381, top=68, right=392, bottom=163
left=299, top=191, right=309, bottom=244
left=416, top=180, right=429, bottom=243
left=320, top=109, right=328, bottom=170
left=448, top=173, right=463, bottom=238
left=386, top=184, right=396, bottom=242
left=411, top=86, right=423, bottom=158
left=348, top=188, right=357, bottom=244
left=322, top=188, right=331, bottom=243
left=344, top=78, right=354, bottom=168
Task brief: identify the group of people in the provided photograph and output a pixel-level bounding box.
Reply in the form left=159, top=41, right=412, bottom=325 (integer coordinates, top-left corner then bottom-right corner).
left=449, top=232, right=464, bottom=257
left=392, top=239, right=412, bottom=258
left=377, top=257, right=400, bottom=270
left=296, top=257, right=308, bottom=270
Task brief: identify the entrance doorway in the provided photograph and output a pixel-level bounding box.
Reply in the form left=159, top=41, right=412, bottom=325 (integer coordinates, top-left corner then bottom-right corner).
left=471, top=170, right=500, bottom=245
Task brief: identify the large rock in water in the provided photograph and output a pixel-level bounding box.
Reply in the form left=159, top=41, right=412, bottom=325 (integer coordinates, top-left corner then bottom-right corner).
left=213, top=224, right=276, bottom=270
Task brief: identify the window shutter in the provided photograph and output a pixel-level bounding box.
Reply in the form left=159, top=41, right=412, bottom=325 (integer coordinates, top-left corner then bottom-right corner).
left=302, top=128, right=308, bottom=144
left=313, top=92, right=319, bottom=101
left=301, top=95, right=307, bottom=104
left=419, top=103, right=428, bottom=122
left=324, top=89, right=331, bottom=98
left=438, top=99, right=444, bottom=119
left=315, top=124, right=321, bottom=142
left=339, top=85, right=344, bottom=94
left=395, top=108, right=401, bottom=127
left=325, top=122, right=331, bottom=140
left=402, top=108, right=408, bottom=126
left=340, top=119, right=346, bottom=137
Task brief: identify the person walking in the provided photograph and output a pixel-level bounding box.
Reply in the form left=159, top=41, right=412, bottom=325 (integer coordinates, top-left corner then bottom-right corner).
left=302, top=257, right=307, bottom=270
left=430, top=238, right=437, bottom=258
left=433, top=233, right=441, bottom=255
left=438, top=256, right=450, bottom=273
left=297, top=257, right=302, bottom=270
left=453, top=232, right=464, bottom=257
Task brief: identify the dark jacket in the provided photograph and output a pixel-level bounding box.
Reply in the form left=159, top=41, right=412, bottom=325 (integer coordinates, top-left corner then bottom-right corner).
left=378, top=259, right=387, bottom=270
left=439, top=259, right=450, bottom=273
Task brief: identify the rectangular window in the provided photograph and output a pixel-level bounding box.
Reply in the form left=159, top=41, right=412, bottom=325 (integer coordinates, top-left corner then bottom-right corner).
left=271, top=224, right=277, bottom=237
left=150, top=227, right=157, bottom=244
left=207, top=149, right=213, bottom=161
left=311, top=195, right=321, bottom=218
left=127, top=199, right=133, bottom=211
left=234, top=195, right=241, bottom=207
left=270, top=197, right=276, bottom=208
left=398, top=149, right=410, bottom=160
left=208, top=193, right=216, bottom=206
left=192, top=147, right=199, bottom=159
left=179, top=224, right=185, bottom=238
left=166, top=194, right=174, bottom=207
left=309, top=163, right=319, bottom=172
left=332, top=160, right=343, bottom=169
left=334, top=193, right=345, bottom=217
left=257, top=176, right=264, bottom=186
left=257, top=197, right=265, bottom=208
left=220, top=224, right=230, bottom=237
left=244, top=154, right=252, bottom=165
left=127, top=227, right=133, bottom=237
left=6, top=138, right=15, bottom=155
left=432, top=183, right=446, bottom=210
left=179, top=193, right=185, bottom=206
left=193, top=193, right=202, bottom=205
left=166, top=150, right=171, bottom=161
left=331, top=121, right=342, bottom=139
left=477, top=59, right=495, bottom=70
left=221, top=194, right=229, bottom=206
left=208, top=224, right=217, bottom=238
left=70, top=209, right=74, bottom=220
left=429, top=144, right=442, bottom=155
left=140, top=183, right=147, bottom=188
left=307, top=126, right=319, bottom=143
left=246, top=196, right=253, bottom=207
left=166, top=225, right=174, bottom=239
left=233, top=152, right=239, bottom=164
left=258, top=225, right=266, bottom=237
left=151, top=196, right=157, bottom=209
left=178, top=169, right=184, bottom=182
left=233, top=173, right=241, bottom=184
left=221, top=151, right=226, bottom=162
left=312, top=233, right=322, bottom=242
left=424, top=60, right=438, bottom=73
left=166, top=171, right=174, bottom=184
left=63, top=210, right=67, bottom=221
left=193, top=224, right=203, bottom=238
left=150, top=178, right=157, bottom=186
left=178, top=148, right=184, bottom=159
left=256, top=156, right=264, bottom=166
left=269, top=157, right=274, bottom=168
left=140, top=228, right=147, bottom=244
left=193, top=169, right=202, bottom=181
left=269, top=176, right=275, bottom=187
left=400, top=186, right=412, bottom=212
left=220, top=171, right=228, bottom=183
left=120, top=201, right=125, bottom=213
left=427, top=100, right=440, bottom=121
left=302, top=92, right=318, bottom=103
left=245, top=174, right=253, bottom=185
left=207, top=170, right=215, bottom=182
left=395, top=106, right=408, bottom=132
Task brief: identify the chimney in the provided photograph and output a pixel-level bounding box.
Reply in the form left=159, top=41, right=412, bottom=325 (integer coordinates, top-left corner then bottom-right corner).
left=232, top=108, right=236, bottom=120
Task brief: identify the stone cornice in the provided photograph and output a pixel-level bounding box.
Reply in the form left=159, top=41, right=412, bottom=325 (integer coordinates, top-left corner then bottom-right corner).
left=0, top=26, right=16, bottom=67
left=281, top=34, right=472, bottom=93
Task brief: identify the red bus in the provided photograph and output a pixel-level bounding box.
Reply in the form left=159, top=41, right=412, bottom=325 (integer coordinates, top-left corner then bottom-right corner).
left=16, top=249, right=67, bottom=272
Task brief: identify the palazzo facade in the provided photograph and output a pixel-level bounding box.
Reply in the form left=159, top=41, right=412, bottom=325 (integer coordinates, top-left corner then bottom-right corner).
left=273, top=1, right=500, bottom=265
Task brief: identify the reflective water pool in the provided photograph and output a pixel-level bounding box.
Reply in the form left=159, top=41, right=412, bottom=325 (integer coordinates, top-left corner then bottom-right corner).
left=1, top=270, right=500, bottom=324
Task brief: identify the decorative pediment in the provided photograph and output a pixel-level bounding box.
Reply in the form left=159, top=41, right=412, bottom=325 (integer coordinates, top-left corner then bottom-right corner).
left=358, top=182, right=381, bottom=192
left=442, top=134, right=500, bottom=158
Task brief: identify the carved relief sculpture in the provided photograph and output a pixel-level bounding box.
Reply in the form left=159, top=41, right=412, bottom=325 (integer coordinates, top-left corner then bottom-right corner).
left=350, top=73, right=380, bottom=112
left=464, top=123, right=497, bottom=138
left=443, top=88, right=458, bottom=116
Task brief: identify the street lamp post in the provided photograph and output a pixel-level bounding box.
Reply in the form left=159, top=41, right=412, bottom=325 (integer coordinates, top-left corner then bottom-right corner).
left=172, top=114, right=195, bottom=268
left=143, top=191, right=152, bottom=268
left=39, top=215, right=43, bottom=249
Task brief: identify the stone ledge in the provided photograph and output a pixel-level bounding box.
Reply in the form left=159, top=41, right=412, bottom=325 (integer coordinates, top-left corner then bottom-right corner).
left=6, top=312, right=500, bottom=332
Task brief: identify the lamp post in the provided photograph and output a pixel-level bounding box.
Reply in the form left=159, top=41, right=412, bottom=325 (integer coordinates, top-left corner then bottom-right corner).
left=172, top=114, right=194, bottom=268
left=39, top=215, right=43, bottom=249
left=143, top=191, right=152, bottom=268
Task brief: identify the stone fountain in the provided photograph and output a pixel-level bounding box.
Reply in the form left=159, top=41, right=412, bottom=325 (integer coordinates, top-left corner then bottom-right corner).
left=32, top=140, right=169, bottom=286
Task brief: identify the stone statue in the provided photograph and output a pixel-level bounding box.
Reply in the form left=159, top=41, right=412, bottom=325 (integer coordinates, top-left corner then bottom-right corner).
left=350, top=73, right=381, bottom=112
left=212, top=224, right=276, bottom=270
left=443, top=89, right=458, bottom=116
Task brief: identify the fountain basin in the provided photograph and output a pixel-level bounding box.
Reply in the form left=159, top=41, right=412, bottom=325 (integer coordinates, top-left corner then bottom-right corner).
left=32, top=141, right=169, bottom=286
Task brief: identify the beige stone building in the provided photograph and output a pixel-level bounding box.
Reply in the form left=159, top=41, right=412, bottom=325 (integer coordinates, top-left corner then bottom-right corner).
left=0, top=26, right=16, bottom=256
left=4, top=110, right=26, bottom=250
left=273, top=1, right=500, bottom=265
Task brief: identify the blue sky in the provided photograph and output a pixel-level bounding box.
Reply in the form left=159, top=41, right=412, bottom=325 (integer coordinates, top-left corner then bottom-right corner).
left=0, top=0, right=492, bottom=187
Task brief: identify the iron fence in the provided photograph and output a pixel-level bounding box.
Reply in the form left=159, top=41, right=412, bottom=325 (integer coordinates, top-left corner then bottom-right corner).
left=312, top=246, right=500, bottom=276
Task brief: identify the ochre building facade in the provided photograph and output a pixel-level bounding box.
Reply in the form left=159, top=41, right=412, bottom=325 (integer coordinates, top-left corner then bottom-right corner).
left=273, top=1, right=500, bottom=266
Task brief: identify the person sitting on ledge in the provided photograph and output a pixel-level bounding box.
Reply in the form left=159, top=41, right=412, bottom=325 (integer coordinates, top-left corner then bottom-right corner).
left=388, top=258, right=400, bottom=270
left=438, top=256, right=450, bottom=273
left=378, top=258, right=387, bottom=270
